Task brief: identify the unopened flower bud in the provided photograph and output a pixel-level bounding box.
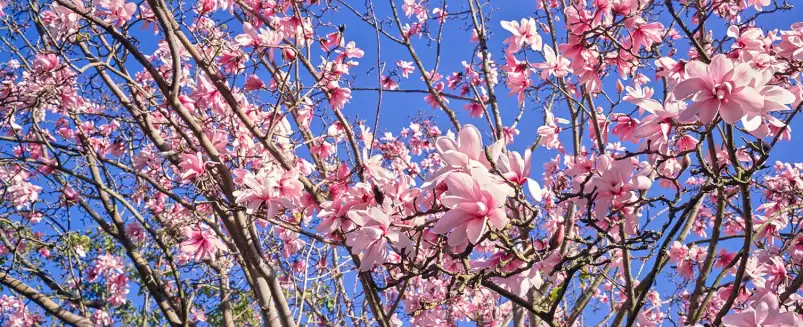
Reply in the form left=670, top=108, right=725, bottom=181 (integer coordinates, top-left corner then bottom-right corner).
left=681, top=154, right=692, bottom=170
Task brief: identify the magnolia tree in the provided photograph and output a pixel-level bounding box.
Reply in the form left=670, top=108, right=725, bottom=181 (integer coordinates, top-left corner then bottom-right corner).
left=2, top=0, right=803, bottom=326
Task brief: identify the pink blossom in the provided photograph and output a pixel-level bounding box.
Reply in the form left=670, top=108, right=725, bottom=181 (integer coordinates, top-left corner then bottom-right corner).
left=505, top=71, right=531, bottom=105
left=178, top=152, right=206, bottom=182
left=233, top=167, right=295, bottom=217
left=381, top=76, right=399, bottom=90
left=397, top=60, right=415, bottom=78
left=588, top=155, right=653, bottom=222
left=721, top=292, right=799, bottom=327
left=674, top=54, right=764, bottom=125
left=537, top=112, right=569, bottom=151
left=94, top=0, right=136, bottom=27
left=746, top=0, right=771, bottom=11
left=626, top=17, right=664, bottom=50
left=8, top=180, right=42, bottom=210
left=463, top=101, right=485, bottom=118
left=534, top=45, right=570, bottom=79
left=739, top=72, right=796, bottom=138
left=497, top=149, right=531, bottom=186
left=326, top=82, right=352, bottom=110
left=339, top=41, right=364, bottom=59
left=500, top=18, right=542, bottom=52
left=320, top=32, right=343, bottom=51
left=243, top=74, right=265, bottom=91
left=346, top=207, right=411, bottom=271
left=433, top=169, right=513, bottom=246
left=623, top=83, right=663, bottom=114
left=236, top=23, right=282, bottom=49
left=611, top=114, right=640, bottom=142
left=180, top=226, right=225, bottom=262
left=191, top=307, right=207, bottom=322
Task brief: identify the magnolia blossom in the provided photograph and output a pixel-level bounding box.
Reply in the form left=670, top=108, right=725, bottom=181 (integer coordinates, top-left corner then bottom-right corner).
left=233, top=167, right=296, bottom=217
left=675, top=54, right=764, bottom=125
left=94, top=0, right=136, bottom=27
left=236, top=22, right=282, bottom=48
left=180, top=226, right=225, bottom=262
left=178, top=152, right=206, bottom=182
left=7, top=180, right=42, bottom=209
left=326, top=81, right=352, bottom=110
left=397, top=60, right=415, bottom=78
left=433, top=168, right=513, bottom=246
left=587, top=155, right=653, bottom=231
left=346, top=207, right=411, bottom=271
left=500, top=18, right=542, bottom=52
left=534, top=45, right=571, bottom=79
left=423, top=124, right=505, bottom=192
left=721, top=292, right=800, bottom=327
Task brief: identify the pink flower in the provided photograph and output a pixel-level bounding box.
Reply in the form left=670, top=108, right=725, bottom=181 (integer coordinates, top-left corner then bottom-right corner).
left=381, top=76, right=399, bottom=90
left=632, top=101, right=680, bottom=144
left=243, top=74, right=265, bottom=91
left=722, top=292, right=799, bottom=327
left=669, top=241, right=688, bottom=264
left=235, top=22, right=282, bottom=49
left=655, top=57, right=686, bottom=80
left=425, top=125, right=498, bottom=187
left=326, top=82, right=352, bottom=110
left=8, top=180, right=42, bottom=209
left=676, top=134, right=699, bottom=152
left=746, top=0, right=771, bottom=11
left=588, top=155, right=653, bottom=220
left=233, top=167, right=294, bottom=217
left=317, top=193, right=354, bottom=234
left=397, top=60, right=415, bottom=78
left=463, top=101, right=485, bottom=118
left=500, top=18, right=542, bottom=52
left=534, top=45, right=570, bottom=79
left=338, top=41, right=364, bottom=59
left=674, top=54, right=764, bottom=125
left=739, top=73, right=796, bottom=138
left=433, top=169, right=512, bottom=246
left=95, top=0, right=136, bottom=27
left=346, top=207, right=411, bottom=271
left=424, top=82, right=449, bottom=109
left=626, top=17, right=664, bottom=50
left=497, top=149, right=531, bottom=186
left=537, top=112, right=569, bottom=151
left=310, top=139, right=335, bottom=158
left=320, top=32, right=342, bottom=51
left=611, top=115, right=640, bottom=143
left=180, top=226, right=225, bottom=262
left=191, top=307, right=207, bottom=323
left=278, top=228, right=306, bottom=258
left=505, top=71, right=531, bottom=105
left=178, top=152, right=206, bottom=182
left=623, top=83, right=663, bottom=114
left=219, top=49, right=247, bottom=74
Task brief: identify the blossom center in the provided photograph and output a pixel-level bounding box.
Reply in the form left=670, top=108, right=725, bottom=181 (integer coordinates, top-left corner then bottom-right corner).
left=713, top=82, right=734, bottom=100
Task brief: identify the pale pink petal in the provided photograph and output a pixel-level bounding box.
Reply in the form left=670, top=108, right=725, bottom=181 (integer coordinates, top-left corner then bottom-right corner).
left=709, top=55, right=734, bottom=82
left=674, top=78, right=707, bottom=100
left=444, top=172, right=480, bottom=201
left=731, top=87, right=765, bottom=112
left=684, top=60, right=709, bottom=79
left=458, top=125, right=483, bottom=161
left=433, top=210, right=466, bottom=234
left=718, top=102, right=743, bottom=124
left=465, top=218, right=487, bottom=244
left=527, top=178, right=543, bottom=201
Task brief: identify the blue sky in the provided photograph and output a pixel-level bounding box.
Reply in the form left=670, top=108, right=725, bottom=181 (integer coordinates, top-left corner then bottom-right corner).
left=3, top=1, right=803, bottom=326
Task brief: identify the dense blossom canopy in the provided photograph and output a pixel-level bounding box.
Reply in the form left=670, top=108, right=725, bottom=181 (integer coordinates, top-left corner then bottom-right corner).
left=1, top=0, right=803, bottom=326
